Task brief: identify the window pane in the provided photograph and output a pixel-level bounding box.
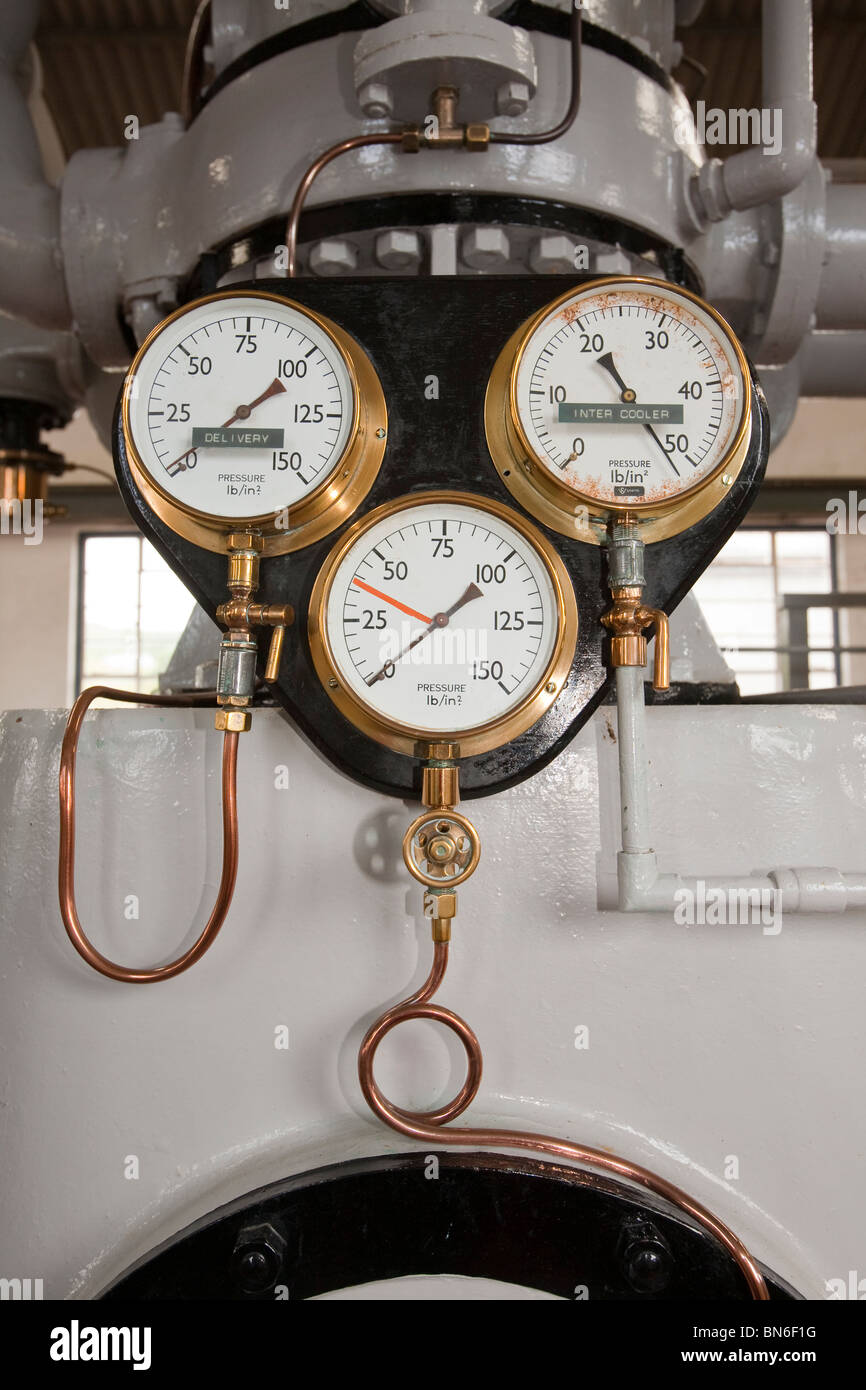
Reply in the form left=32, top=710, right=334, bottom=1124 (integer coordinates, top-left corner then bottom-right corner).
left=694, top=528, right=834, bottom=693
left=79, top=536, right=193, bottom=696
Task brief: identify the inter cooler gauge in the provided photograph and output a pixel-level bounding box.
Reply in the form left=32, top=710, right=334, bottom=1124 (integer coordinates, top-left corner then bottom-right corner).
left=309, top=492, right=578, bottom=756
left=121, top=290, right=387, bottom=554
left=485, top=276, right=753, bottom=544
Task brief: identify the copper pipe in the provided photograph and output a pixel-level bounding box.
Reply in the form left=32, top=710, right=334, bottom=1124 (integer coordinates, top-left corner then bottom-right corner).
left=284, top=133, right=405, bottom=278
left=58, top=686, right=239, bottom=984
left=489, top=0, right=582, bottom=146
left=181, top=0, right=212, bottom=126
left=359, top=941, right=770, bottom=1300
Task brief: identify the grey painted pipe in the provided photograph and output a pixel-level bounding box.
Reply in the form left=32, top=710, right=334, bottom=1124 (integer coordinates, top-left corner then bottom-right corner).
left=694, top=0, right=817, bottom=221
left=0, top=0, right=71, bottom=330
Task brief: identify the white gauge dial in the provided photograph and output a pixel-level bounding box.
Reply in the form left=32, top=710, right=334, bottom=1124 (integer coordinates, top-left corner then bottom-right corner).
left=124, top=292, right=356, bottom=522
left=513, top=280, right=746, bottom=507
left=316, top=496, right=573, bottom=743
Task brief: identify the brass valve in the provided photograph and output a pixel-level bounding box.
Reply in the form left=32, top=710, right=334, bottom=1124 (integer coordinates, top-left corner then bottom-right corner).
left=402, top=745, right=481, bottom=942
left=215, top=599, right=295, bottom=682
left=601, top=587, right=670, bottom=692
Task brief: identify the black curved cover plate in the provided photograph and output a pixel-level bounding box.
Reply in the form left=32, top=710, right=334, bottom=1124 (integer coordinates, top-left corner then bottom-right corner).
left=101, top=1151, right=797, bottom=1301
left=114, top=276, right=769, bottom=799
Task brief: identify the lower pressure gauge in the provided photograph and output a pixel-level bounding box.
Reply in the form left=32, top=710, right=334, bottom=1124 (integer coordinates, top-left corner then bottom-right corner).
left=309, top=492, right=578, bottom=756
left=485, top=276, right=752, bottom=544
left=121, top=290, right=386, bottom=554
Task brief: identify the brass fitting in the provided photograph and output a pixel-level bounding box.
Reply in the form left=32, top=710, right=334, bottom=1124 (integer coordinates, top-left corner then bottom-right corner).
left=424, top=889, right=458, bottom=943
left=464, top=123, right=491, bottom=151
left=400, top=88, right=491, bottom=154
left=214, top=709, right=252, bottom=733
left=226, top=531, right=263, bottom=598
left=601, top=587, right=670, bottom=692
left=417, top=741, right=461, bottom=810
left=215, top=534, right=294, bottom=729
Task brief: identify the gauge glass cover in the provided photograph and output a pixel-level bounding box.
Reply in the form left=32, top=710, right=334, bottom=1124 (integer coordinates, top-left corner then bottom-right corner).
left=512, top=279, right=746, bottom=508
left=314, top=495, right=575, bottom=748
left=124, top=293, right=356, bottom=522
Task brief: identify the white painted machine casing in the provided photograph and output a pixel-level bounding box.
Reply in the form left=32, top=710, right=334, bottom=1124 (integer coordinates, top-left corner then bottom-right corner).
left=0, top=702, right=863, bottom=1299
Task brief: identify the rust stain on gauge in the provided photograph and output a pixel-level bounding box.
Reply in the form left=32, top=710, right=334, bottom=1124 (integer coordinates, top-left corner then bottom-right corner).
left=558, top=469, right=698, bottom=505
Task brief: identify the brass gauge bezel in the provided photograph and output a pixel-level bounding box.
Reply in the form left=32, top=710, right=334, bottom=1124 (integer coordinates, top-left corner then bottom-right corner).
left=484, top=275, right=753, bottom=546
left=308, top=490, right=579, bottom=758
left=121, top=289, right=387, bottom=557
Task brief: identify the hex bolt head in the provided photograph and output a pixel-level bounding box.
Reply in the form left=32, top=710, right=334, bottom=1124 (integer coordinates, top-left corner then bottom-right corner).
left=461, top=226, right=511, bottom=270
left=232, top=1221, right=287, bottom=1294
left=375, top=230, right=423, bottom=271
left=309, top=240, right=358, bottom=277
left=495, top=80, right=531, bottom=117
left=595, top=249, right=633, bottom=276
left=358, top=81, right=393, bottom=118
left=530, top=234, right=579, bottom=274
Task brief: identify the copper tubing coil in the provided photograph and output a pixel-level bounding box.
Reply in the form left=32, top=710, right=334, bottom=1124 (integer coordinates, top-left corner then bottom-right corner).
left=58, top=685, right=239, bottom=984
left=283, top=6, right=581, bottom=277
left=358, top=940, right=770, bottom=1300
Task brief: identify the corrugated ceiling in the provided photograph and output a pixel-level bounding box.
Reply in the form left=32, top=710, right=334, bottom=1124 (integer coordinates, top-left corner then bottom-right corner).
left=33, top=0, right=866, bottom=159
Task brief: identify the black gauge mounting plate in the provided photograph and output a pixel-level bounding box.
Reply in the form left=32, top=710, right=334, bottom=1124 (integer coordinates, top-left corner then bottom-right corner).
left=114, top=276, right=768, bottom=800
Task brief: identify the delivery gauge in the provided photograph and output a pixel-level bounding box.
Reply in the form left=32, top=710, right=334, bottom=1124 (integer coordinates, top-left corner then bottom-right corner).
left=485, top=276, right=752, bottom=544
left=121, top=290, right=387, bottom=554
left=309, top=492, right=579, bottom=756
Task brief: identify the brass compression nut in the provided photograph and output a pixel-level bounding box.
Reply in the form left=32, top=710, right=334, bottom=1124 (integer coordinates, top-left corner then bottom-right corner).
left=214, top=709, right=252, bottom=733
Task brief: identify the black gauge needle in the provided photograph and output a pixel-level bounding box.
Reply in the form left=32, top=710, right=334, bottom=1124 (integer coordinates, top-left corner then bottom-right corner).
left=366, top=581, right=483, bottom=686
left=595, top=352, right=680, bottom=476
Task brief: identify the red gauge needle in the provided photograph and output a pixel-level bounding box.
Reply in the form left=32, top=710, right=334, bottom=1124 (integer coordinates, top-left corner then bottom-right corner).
left=362, top=580, right=484, bottom=686
left=163, top=377, right=288, bottom=475
left=352, top=577, right=432, bottom=624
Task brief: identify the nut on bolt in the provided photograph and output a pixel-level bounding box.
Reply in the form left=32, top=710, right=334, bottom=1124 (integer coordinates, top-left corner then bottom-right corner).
left=357, top=81, right=393, bottom=119
left=214, top=709, right=252, bottom=733
left=309, top=239, right=358, bottom=277
left=375, top=230, right=423, bottom=271
left=462, top=226, right=511, bottom=270
left=232, top=1220, right=287, bottom=1294
left=495, top=80, right=531, bottom=117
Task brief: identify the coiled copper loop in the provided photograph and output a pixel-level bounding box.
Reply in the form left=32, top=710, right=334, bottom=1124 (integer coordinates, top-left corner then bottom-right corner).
left=359, top=940, right=769, bottom=1300
left=58, top=685, right=239, bottom=984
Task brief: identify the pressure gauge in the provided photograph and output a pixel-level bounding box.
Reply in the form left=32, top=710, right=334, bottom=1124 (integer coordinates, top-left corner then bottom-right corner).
left=485, top=276, right=752, bottom=544
left=121, top=290, right=387, bottom=555
left=309, top=491, right=578, bottom=756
